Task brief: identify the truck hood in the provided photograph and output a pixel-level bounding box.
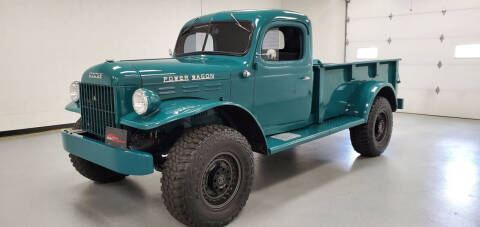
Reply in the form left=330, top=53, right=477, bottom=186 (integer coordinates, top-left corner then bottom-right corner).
left=80, top=56, right=237, bottom=87
left=130, top=57, right=233, bottom=85
left=81, top=61, right=142, bottom=86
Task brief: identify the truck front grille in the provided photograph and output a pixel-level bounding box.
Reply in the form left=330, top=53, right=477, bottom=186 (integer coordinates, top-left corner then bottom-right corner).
left=79, top=83, right=116, bottom=138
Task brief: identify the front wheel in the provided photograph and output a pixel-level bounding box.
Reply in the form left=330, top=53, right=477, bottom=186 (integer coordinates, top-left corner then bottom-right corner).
left=69, top=154, right=127, bottom=183
left=69, top=118, right=127, bottom=183
left=161, top=125, right=254, bottom=226
left=349, top=96, right=393, bottom=157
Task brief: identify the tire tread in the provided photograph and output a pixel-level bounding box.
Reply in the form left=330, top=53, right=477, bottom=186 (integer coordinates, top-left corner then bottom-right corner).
left=161, top=125, right=254, bottom=226
left=69, top=154, right=126, bottom=183
left=349, top=96, right=392, bottom=157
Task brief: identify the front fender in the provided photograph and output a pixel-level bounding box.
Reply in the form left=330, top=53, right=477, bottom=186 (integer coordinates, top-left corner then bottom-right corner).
left=65, top=101, right=80, bottom=113
left=347, top=82, right=396, bottom=120
left=120, top=98, right=262, bottom=131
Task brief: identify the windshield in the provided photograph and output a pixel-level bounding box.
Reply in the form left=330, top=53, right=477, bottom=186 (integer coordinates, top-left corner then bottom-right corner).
left=174, top=21, right=253, bottom=56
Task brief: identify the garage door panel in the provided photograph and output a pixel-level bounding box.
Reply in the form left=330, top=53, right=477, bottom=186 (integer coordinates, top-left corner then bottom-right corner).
left=445, top=0, right=480, bottom=9
left=348, top=0, right=391, bottom=18
left=389, top=14, right=446, bottom=39
left=387, top=40, right=442, bottom=64
left=406, top=0, right=446, bottom=13
left=441, top=9, right=480, bottom=38
left=348, top=19, right=389, bottom=41
left=398, top=89, right=479, bottom=119
left=398, top=65, right=436, bottom=90
left=437, top=65, right=480, bottom=91
left=386, top=0, right=412, bottom=16
left=428, top=91, right=480, bottom=119
left=397, top=89, right=438, bottom=115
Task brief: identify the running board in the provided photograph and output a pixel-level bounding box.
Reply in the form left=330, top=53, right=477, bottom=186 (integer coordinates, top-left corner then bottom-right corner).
left=266, top=116, right=365, bottom=155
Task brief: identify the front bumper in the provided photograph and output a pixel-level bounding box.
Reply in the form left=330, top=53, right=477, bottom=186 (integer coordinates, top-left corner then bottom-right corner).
left=61, top=130, right=154, bottom=175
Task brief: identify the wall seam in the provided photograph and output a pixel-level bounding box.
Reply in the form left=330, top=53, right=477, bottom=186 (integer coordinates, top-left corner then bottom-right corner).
left=344, top=0, right=350, bottom=63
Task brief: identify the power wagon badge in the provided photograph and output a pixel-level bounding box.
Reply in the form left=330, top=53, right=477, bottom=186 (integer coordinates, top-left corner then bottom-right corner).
left=163, top=73, right=215, bottom=83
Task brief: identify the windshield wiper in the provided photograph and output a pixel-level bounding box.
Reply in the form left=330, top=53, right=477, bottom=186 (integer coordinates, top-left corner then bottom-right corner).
left=230, top=13, right=250, bottom=32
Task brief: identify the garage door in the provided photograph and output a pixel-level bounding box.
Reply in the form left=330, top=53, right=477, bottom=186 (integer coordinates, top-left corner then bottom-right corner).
left=346, top=0, right=480, bottom=119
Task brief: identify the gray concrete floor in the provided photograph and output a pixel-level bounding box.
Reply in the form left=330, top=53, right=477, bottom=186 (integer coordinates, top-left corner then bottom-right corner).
left=0, top=113, right=479, bottom=227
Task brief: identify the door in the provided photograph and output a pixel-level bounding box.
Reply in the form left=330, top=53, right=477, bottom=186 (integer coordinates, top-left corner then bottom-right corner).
left=253, top=22, right=313, bottom=134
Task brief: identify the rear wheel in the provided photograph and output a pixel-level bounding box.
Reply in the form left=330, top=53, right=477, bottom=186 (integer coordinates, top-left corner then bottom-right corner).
left=349, top=96, right=393, bottom=157
left=161, top=125, right=254, bottom=226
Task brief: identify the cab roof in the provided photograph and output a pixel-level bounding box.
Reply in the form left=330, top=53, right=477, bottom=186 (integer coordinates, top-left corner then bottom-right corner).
left=183, top=9, right=310, bottom=28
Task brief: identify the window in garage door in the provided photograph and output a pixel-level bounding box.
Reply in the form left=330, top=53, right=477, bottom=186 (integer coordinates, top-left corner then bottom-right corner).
left=356, top=47, right=378, bottom=59
left=455, top=44, right=480, bottom=58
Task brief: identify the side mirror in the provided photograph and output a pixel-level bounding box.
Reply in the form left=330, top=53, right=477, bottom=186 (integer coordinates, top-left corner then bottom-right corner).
left=168, top=48, right=173, bottom=57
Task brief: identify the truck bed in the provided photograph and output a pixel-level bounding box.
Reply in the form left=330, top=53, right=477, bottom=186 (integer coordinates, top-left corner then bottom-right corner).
left=311, top=58, right=400, bottom=123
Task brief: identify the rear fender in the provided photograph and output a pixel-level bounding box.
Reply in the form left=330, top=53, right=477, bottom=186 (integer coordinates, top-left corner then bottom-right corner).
left=347, top=82, right=397, bottom=120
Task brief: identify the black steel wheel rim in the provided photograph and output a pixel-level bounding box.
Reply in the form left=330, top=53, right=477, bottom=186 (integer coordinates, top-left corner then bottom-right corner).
left=201, top=152, right=241, bottom=209
left=374, top=112, right=388, bottom=141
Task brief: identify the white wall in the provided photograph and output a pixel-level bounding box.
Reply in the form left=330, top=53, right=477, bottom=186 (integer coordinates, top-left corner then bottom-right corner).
left=0, top=0, right=200, bottom=131
left=0, top=0, right=346, bottom=131
left=282, top=0, right=346, bottom=63
left=346, top=0, right=480, bottom=119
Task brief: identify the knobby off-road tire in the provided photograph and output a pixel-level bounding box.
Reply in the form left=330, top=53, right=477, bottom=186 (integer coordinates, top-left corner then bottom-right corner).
left=349, top=96, right=393, bottom=157
left=69, top=154, right=127, bottom=183
left=161, top=125, right=254, bottom=227
left=69, top=118, right=127, bottom=183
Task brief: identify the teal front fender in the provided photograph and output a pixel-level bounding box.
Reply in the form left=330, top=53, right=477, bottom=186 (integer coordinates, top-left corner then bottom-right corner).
left=120, top=98, right=264, bottom=132
left=347, top=82, right=397, bottom=120
left=65, top=101, right=80, bottom=113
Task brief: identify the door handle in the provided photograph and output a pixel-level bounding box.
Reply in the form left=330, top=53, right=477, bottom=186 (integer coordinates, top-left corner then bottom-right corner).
left=300, top=76, right=311, bottom=80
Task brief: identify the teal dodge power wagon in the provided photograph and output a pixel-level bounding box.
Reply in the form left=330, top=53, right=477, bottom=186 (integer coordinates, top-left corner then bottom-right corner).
left=63, top=10, right=403, bottom=226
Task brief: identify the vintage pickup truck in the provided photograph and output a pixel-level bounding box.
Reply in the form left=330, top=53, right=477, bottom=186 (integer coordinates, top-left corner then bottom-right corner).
left=62, top=9, right=403, bottom=226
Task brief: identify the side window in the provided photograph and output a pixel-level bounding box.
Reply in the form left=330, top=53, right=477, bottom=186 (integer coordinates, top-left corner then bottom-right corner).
left=262, top=26, right=303, bottom=61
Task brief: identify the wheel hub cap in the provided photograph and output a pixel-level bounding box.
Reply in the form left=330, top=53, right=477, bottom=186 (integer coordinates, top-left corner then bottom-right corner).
left=202, top=153, right=241, bottom=209
left=374, top=112, right=388, bottom=141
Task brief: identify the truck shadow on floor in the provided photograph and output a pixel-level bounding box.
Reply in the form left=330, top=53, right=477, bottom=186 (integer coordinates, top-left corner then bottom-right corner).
left=71, top=140, right=387, bottom=226
left=252, top=140, right=388, bottom=193
left=72, top=177, right=180, bottom=226
left=74, top=179, right=146, bottom=218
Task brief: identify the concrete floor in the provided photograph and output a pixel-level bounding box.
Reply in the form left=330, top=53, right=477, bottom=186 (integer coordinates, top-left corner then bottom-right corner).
left=0, top=113, right=479, bottom=227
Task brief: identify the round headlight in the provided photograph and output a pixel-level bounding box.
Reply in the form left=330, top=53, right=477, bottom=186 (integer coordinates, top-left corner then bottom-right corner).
left=70, top=81, right=80, bottom=102
left=133, top=89, right=148, bottom=115
left=132, top=88, right=161, bottom=115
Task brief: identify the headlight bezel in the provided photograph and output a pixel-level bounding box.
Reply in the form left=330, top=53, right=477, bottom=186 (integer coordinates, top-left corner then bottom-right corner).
left=132, top=88, right=161, bottom=115
left=69, top=81, right=80, bottom=102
